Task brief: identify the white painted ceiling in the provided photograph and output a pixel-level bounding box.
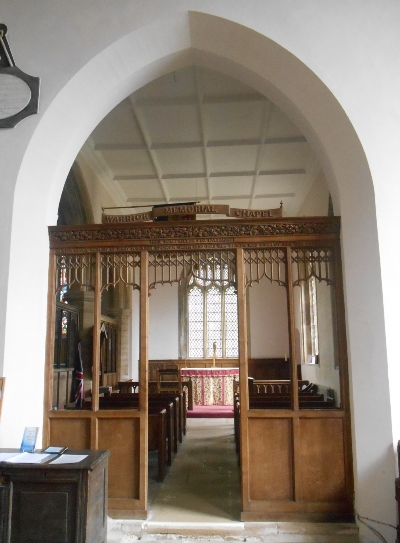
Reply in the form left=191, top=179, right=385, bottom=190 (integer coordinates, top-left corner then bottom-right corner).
left=85, top=66, right=322, bottom=218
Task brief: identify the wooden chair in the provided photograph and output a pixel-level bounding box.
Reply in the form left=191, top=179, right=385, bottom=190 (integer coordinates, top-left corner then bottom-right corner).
left=157, top=367, right=194, bottom=410
left=156, top=368, right=182, bottom=392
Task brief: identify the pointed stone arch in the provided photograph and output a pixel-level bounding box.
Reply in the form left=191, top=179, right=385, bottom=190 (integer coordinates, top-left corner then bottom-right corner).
left=1, top=9, right=391, bottom=532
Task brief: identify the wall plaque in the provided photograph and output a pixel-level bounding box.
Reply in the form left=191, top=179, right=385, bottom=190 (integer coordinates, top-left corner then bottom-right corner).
left=0, top=24, right=40, bottom=128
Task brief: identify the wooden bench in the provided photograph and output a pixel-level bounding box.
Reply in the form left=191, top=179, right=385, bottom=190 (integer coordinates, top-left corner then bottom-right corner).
left=118, top=382, right=189, bottom=433
left=148, top=407, right=168, bottom=481
left=115, top=391, right=186, bottom=445
left=249, top=394, right=335, bottom=409
left=84, top=400, right=169, bottom=481
left=97, top=395, right=177, bottom=465
left=233, top=390, right=335, bottom=460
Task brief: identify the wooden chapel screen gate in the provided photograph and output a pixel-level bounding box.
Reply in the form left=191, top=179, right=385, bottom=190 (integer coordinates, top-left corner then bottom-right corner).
left=45, top=217, right=353, bottom=521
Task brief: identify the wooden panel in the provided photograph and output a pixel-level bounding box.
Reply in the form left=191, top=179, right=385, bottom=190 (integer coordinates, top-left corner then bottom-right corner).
left=248, top=358, right=290, bottom=380
left=248, top=418, right=293, bottom=500
left=16, top=490, right=71, bottom=543
left=86, top=465, right=107, bottom=543
left=53, top=370, right=74, bottom=410
left=98, top=418, right=140, bottom=500
left=299, top=418, right=346, bottom=501
left=49, top=418, right=90, bottom=449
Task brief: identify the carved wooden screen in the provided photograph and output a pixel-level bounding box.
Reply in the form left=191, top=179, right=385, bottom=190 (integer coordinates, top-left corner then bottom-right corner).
left=46, top=217, right=352, bottom=522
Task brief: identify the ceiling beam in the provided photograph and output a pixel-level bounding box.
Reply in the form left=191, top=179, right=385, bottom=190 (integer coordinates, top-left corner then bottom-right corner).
left=128, top=97, right=170, bottom=204
left=126, top=92, right=266, bottom=108
left=255, top=193, right=295, bottom=199
left=94, top=136, right=307, bottom=152
left=249, top=100, right=272, bottom=209
left=114, top=169, right=306, bottom=181
left=194, top=66, right=211, bottom=204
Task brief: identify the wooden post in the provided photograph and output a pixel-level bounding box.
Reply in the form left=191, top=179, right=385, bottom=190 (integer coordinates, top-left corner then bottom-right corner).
left=332, top=241, right=354, bottom=506
left=236, top=248, right=248, bottom=513
left=91, top=252, right=102, bottom=418
left=139, top=250, right=149, bottom=512
left=286, top=246, right=301, bottom=503
left=42, top=251, right=57, bottom=446
left=286, top=247, right=299, bottom=411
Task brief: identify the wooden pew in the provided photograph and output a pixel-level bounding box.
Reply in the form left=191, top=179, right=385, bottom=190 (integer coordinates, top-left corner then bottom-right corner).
left=148, top=407, right=168, bottom=481
left=117, top=383, right=187, bottom=438
left=152, top=391, right=187, bottom=439
left=115, top=392, right=185, bottom=447
left=233, top=392, right=240, bottom=456
left=251, top=379, right=312, bottom=394
left=84, top=399, right=169, bottom=481
left=97, top=395, right=176, bottom=465
left=233, top=392, right=335, bottom=472
left=249, top=394, right=335, bottom=409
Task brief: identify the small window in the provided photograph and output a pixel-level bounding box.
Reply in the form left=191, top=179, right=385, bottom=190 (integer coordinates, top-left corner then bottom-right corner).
left=301, top=276, right=319, bottom=364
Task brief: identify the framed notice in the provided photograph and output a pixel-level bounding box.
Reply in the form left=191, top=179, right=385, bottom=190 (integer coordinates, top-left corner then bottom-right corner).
left=20, top=426, right=39, bottom=453
left=0, top=377, right=4, bottom=417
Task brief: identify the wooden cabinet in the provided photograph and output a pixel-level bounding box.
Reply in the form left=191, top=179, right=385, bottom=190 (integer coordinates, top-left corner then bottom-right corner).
left=0, top=450, right=109, bottom=543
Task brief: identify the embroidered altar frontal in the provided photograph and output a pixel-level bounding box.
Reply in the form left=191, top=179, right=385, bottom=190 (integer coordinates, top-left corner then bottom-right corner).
left=181, top=367, right=239, bottom=406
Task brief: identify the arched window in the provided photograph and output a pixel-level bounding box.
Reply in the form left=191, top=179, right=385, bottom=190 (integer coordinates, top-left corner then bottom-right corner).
left=187, top=260, right=238, bottom=358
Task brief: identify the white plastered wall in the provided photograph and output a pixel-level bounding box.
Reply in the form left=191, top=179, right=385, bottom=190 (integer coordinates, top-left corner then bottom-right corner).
left=249, top=280, right=290, bottom=359
left=149, top=284, right=179, bottom=360
left=0, top=4, right=398, bottom=541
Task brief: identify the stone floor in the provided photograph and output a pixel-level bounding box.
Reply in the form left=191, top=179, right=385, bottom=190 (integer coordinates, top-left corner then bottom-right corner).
left=107, top=418, right=359, bottom=543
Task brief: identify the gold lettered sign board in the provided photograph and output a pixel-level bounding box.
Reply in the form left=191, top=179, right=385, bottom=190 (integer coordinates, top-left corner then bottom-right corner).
left=103, top=203, right=283, bottom=223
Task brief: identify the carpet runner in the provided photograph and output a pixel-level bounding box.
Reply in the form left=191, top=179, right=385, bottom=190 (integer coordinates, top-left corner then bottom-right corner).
left=187, top=405, right=234, bottom=418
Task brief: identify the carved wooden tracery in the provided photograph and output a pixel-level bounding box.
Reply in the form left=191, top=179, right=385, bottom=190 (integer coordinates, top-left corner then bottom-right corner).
left=55, top=254, right=95, bottom=296
left=101, top=253, right=141, bottom=292
left=148, top=250, right=236, bottom=292
left=244, top=248, right=287, bottom=288
left=46, top=216, right=352, bottom=523
left=291, top=248, right=334, bottom=286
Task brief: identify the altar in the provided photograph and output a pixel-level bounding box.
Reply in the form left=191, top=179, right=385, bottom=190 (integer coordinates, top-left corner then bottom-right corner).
left=181, top=367, right=239, bottom=406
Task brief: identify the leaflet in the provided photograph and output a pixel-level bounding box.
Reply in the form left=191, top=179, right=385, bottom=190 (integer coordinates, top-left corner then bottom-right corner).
left=50, top=454, right=87, bottom=464
left=2, top=452, right=51, bottom=464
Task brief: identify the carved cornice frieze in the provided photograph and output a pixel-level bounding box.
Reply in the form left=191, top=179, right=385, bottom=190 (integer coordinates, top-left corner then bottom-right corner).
left=49, top=218, right=340, bottom=248
left=53, top=238, right=337, bottom=255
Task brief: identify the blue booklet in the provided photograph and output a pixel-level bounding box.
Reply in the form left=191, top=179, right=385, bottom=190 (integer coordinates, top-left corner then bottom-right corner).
left=20, top=427, right=39, bottom=452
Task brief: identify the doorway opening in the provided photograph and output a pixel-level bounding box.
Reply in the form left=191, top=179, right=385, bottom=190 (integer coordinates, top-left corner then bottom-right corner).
left=145, top=252, right=242, bottom=522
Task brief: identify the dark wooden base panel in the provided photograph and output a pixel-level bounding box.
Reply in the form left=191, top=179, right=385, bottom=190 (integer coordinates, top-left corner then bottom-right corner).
left=0, top=450, right=109, bottom=543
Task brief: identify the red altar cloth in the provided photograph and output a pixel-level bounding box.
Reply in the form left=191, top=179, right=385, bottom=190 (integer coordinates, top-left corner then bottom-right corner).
left=181, top=367, right=239, bottom=406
